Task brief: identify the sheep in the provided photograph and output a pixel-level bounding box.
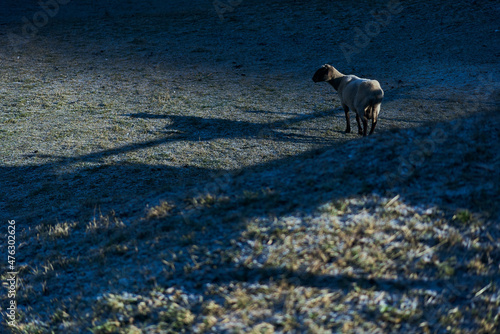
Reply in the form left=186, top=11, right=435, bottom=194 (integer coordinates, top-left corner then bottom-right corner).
left=312, top=64, right=384, bottom=136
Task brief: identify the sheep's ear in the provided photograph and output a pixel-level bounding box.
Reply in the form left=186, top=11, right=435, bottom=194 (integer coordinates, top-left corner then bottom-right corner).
left=326, top=65, right=335, bottom=78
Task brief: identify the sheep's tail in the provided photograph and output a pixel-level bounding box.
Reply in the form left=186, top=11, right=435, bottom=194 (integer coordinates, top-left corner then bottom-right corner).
left=366, top=92, right=383, bottom=120
left=365, top=104, right=374, bottom=120
left=365, top=100, right=377, bottom=120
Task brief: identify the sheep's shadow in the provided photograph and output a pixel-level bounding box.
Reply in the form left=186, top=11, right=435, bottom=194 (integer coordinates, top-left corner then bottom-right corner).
left=22, top=110, right=333, bottom=169
left=2, top=109, right=337, bottom=224
left=127, top=109, right=334, bottom=144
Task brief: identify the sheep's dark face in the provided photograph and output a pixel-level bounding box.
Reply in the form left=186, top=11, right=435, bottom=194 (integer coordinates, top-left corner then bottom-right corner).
left=312, top=65, right=333, bottom=83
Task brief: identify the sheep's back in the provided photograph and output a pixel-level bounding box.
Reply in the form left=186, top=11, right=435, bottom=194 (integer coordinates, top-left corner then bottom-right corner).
left=338, top=76, right=363, bottom=109
left=356, top=80, right=384, bottom=105
left=338, top=76, right=384, bottom=114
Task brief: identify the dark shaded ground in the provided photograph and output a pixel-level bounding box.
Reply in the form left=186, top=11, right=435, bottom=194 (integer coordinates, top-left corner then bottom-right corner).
left=1, top=0, right=499, bottom=333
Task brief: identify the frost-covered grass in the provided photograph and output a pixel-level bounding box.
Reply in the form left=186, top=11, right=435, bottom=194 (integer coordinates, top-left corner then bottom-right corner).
left=1, top=0, right=499, bottom=333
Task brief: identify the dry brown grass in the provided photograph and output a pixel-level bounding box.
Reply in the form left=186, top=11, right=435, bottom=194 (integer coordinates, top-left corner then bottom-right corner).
left=1, top=0, right=499, bottom=333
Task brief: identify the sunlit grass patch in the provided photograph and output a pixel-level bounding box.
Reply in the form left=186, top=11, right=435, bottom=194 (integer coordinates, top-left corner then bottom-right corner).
left=90, top=289, right=197, bottom=334
left=35, top=221, right=77, bottom=239
left=145, top=200, right=175, bottom=220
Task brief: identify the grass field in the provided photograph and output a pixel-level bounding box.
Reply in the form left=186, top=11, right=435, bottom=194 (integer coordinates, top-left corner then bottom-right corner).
left=1, top=0, right=499, bottom=333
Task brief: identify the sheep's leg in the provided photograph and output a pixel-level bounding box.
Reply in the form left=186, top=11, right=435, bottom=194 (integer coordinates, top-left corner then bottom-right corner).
left=369, top=119, right=377, bottom=135
left=362, top=118, right=368, bottom=137
left=343, top=105, right=351, bottom=133
left=369, top=105, right=380, bottom=135
left=355, top=114, right=363, bottom=135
